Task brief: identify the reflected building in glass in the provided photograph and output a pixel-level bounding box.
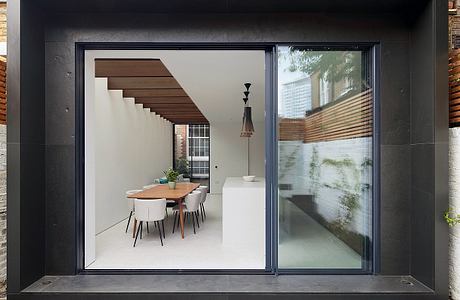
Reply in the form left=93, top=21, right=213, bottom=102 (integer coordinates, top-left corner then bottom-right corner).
left=281, top=77, right=311, bottom=118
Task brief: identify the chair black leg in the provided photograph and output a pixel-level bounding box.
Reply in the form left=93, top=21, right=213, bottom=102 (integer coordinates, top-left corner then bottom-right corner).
left=191, top=212, right=196, bottom=234
left=200, top=204, right=204, bottom=222
left=125, top=211, right=133, bottom=233
left=157, top=221, right=164, bottom=246
left=176, top=211, right=180, bottom=230
left=172, top=211, right=178, bottom=234
left=195, top=211, right=200, bottom=228
left=203, top=204, right=207, bottom=219
left=140, top=222, right=143, bottom=239
left=162, top=220, right=165, bottom=239
left=146, top=222, right=149, bottom=233
left=154, top=222, right=157, bottom=228
left=133, top=221, right=142, bottom=247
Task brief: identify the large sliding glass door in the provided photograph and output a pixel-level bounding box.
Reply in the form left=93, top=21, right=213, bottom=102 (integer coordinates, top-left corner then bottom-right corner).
left=276, top=46, right=374, bottom=271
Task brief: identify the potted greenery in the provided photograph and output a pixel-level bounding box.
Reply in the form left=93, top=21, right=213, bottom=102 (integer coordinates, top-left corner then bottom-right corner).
left=164, top=168, right=180, bottom=189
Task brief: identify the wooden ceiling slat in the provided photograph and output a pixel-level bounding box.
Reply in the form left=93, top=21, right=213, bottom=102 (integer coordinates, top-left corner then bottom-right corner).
left=135, top=97, right=193, bottom=104
left=144, top=104, right=198, bottom=109
left=150, top=109, right=203, bottom=117
left=95, top=59, right=172, bottom=77
left=153, top=112, right=205, bottom=116
left=124, top=89, right=188, bottom=97
left=108, top=77, right=181, bottom=89
left=96, top=59, right=208, bottom=123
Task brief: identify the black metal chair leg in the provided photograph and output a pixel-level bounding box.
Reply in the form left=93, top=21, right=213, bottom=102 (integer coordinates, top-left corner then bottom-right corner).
left=162, top=220, right=165, bottom=238
left=157, top=221, right=164, bottom=246
left=203, top=204, right=207, bottom=219
left=200, top=204, right=204, bottom=222
left=133, top=221, right=142, bottom=247
left=147, top=222, right=149, bottom=233
left=140, top=222, right=143, bottom=239
left=176, top=211, right=180, bottom=230
left=191, top=212, right=196, bottom=234
left=195, top=211, right=200, bottom=228
left=125, top=211, right=133, bottom=233
left=172, top=211, right=178, bottom=234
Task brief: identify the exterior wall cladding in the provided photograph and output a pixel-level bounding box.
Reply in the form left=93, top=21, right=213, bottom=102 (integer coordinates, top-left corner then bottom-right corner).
left=6, top=0, right=449, bottom=299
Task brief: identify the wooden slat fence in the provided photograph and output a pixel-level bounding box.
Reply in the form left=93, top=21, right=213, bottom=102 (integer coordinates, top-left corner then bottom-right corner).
left=279, top=118, right=305, bottom=141
left=450, top=49, right=460, bottom=127
left=279, top=89, right=373, bottom=143
left=303, top=90, right=372, bottom=143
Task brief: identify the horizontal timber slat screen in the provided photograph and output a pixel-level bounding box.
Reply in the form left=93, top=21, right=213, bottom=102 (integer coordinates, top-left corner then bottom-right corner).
left=450, top=49, right=460, bottom=127
left=0, top=59, right=5, bottom=125
left=279, top=89, right=373, bottom=143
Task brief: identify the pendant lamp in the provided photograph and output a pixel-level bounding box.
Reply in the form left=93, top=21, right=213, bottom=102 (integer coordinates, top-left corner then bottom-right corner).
left=240, top=83, right=255, bottom=137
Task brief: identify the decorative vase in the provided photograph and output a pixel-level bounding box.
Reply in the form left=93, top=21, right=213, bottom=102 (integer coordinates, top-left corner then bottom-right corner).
left=168, top=181, right=176, bottom=189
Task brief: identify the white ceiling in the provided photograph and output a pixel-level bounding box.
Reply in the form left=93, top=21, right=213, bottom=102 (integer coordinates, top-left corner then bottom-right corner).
left=88, top=50, right=266, bottom=123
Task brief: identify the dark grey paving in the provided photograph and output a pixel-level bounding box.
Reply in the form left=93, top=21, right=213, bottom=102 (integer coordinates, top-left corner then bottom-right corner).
left=22, top=275, right=432, bottom=294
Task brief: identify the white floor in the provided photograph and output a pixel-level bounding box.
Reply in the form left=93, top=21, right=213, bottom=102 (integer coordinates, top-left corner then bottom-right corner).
left=87, top=194, right=264, bottom=269
left=87, top=194, right=361, bottom=270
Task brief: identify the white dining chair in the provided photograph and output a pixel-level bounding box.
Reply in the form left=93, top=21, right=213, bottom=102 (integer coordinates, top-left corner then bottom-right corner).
left=197, top=186, right=208, bottom=222
left=133, top=198, right=166, bottom=247
left=172, top=191, right=201, bottom=234
left=125, top=189, right=142, bottom=233
left=142, top=183, right=174, bottom=216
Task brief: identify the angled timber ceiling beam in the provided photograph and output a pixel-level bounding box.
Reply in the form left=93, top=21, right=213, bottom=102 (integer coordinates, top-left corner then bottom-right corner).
left=95, top=58, right=208, bottom=124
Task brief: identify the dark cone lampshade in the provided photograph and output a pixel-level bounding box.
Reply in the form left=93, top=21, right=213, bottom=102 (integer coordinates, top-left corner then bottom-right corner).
left=240, top=106, right=255, bottom=137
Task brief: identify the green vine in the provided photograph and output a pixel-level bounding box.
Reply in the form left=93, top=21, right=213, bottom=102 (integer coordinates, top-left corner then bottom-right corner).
left=445, top=207, right=460, bottom=226
left=320, top=156, right=371, bottom=228
left=309, top=146, right=321, bottom=195
left=279, top=144, right=300, bottom=180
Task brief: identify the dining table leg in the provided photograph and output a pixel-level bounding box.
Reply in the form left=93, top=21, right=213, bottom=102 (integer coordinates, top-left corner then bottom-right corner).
left=132, top=218, right=137, bottom=238
left=179, top=199, right=185, bottom=239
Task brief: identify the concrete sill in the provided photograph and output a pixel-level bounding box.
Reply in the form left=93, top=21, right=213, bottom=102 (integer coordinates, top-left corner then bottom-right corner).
left=21, top=274, right=433, bottom=295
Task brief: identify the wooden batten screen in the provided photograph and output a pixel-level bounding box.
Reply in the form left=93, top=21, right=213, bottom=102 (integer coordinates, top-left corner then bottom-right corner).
left=279, top=118, right=305, bottom=141
left=304, top=90, right=372, bottom=143
left=0, top=59, right=5, bottom=125
left=279, top=89, right=373, bottom=143
left=450, top=50, right=460, bottom=127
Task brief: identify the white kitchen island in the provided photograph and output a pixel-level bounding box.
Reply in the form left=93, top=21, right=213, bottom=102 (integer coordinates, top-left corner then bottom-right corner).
left=222, top=177, right=265, bottom=268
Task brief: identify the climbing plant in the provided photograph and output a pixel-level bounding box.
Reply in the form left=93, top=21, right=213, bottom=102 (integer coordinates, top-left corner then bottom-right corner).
left=308, top=146, right=321, bottom=195
left=445, top=207, right=460, bottom=226
left=320, top=156, right=371, bottom=229
left=279, top=143, right=301, bottom=180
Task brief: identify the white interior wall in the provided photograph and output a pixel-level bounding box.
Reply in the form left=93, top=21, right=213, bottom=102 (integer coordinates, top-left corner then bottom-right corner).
left=249, top=121, right=265, bottom=179
left=210, top=121, right=265, bottom=194
left=94, top=78, right=173, bottom=234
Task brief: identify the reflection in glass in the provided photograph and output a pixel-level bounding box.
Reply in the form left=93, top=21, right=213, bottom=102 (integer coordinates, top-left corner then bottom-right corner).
left=277, top=47, right=373, bottom=269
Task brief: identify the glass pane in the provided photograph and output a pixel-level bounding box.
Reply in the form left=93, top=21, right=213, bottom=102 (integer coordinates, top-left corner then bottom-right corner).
left=277, top=46, right=373, bottom=269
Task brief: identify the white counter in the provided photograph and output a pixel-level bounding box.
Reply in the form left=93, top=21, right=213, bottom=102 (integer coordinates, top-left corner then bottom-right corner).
left=222, top=177, right=265, bottom=268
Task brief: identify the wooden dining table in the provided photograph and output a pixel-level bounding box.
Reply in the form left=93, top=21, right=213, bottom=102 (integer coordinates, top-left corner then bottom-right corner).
left=128, top=182, right=200, bottom=239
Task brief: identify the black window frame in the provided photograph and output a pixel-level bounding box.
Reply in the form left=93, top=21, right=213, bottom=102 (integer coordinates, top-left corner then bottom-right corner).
left=75, top=42, right=379, bottom=276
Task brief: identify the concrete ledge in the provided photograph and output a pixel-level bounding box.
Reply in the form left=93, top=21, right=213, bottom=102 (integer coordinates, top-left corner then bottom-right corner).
left=20, top=275, right=433, bottom=295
